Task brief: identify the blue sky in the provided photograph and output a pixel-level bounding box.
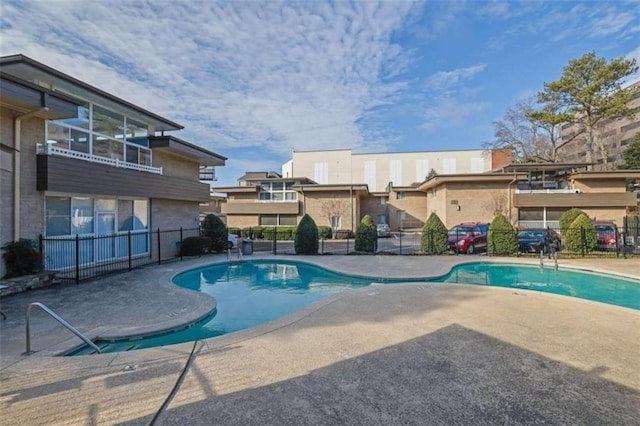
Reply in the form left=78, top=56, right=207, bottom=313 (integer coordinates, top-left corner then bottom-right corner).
left=1, top=1, right=638, bottom=186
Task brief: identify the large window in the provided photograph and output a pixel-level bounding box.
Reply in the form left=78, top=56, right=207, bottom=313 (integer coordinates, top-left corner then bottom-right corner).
left=48, top=103, right=151, bottom=167
left=45, top=196, right=148, bottom=236
left=258, top=181, right=297, bottom=201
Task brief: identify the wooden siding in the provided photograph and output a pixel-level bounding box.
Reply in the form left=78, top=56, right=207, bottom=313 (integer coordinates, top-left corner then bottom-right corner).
left=515, top=192, right=637, bottom=208
left=37, top=155, right=210, bottom=202
left=222, top=202, right=300, bottom=215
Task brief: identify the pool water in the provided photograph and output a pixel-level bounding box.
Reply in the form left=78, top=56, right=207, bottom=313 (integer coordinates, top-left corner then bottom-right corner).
left=68, top=261, right=639, bottom=355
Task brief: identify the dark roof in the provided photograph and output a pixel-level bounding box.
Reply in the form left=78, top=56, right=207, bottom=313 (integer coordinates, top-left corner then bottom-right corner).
left=494, top=162, right=594, bottom=173
left=0, top=54, right=183, bottom=132
left=148, top=135, right=226, bottom=166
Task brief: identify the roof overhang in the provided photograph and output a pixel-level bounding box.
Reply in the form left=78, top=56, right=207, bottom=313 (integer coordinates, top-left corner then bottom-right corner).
left=0, top=54, right=183, bottom=132
left=293, top=184, right=370, bottom=194
left=570, top=170, right=640, bottom=180
left=494, top=162, right=594, bottom=173
left=418, top=173, right=528, bottom=191
left=148, top=135, right=226, bottom=166
left=0, top=74, right=81, bottom=120
left=213, top=186, right=259, bottom=194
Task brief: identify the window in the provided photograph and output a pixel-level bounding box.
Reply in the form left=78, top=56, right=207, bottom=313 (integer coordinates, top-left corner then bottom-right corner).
left=331, top=215, right=341, bottom=229
left=416, top=159, right=429, bottom=182
left=46, top=197, right=71, bottom=236
left=48, top=102, right=152, bottom=167
left=259, top=215, right=277, bottom=226
left=397, top=210, right=406, bottom=220
left=258, top=181, right=297, bottom=201
left=45, top=196, right=148, bottom=236
left=364, top=160, right=376, bottom=191
left=314, top=162, right=328, bottom=184
left=389, top=160, right=402, bottom=185
left=396, top=191, right=406, bottom=200
left=443, top=158, right=456, bottom=174
left=279, top=215, right=297, bottom=226
left=377, top=215, right=386, bottom=224
left=380, top=197, right=387, bottom=205
left=470, top=158, right=484, bottom=173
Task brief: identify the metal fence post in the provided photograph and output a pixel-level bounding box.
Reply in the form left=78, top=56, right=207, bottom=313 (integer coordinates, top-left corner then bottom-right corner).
left=179, top=227, right=184, bottom=260
left=399, top=230, right=402, bottom=255
left=346, top=232, right=350, bottom=254
left=157, top=227, right=162, bottom=265
left=273, top=226, right=277, bottom=255
left=580, top=227, right=586, bottom=257
left=128, top=231, right=132, bottom=271
left=75, top=234, right=80, bottom=284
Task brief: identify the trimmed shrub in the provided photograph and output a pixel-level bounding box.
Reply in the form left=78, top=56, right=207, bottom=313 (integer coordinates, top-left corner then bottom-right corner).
left=1, top=239, right=43, bottom=278
left=295, top=214, right=319, bottom=254
left=201, top=214, right=228, bottom=252
left=179, top=236, right=211, bottom=256
left=228, top=227, right=241, bottom=237
left=355, top=215, right=377, bottom=254
left=487, top=214, right=518, bottom=255
left=334, top=229, right=354, bottom=239
left=263, top=226, right=296, bottom=240
left=565, top=213, right=597, bottom=253
left=559, top=208, right=584, bottom=234
left=318, top=226, right=333, bottom=239
left=420, top=213, right=449, bottom=254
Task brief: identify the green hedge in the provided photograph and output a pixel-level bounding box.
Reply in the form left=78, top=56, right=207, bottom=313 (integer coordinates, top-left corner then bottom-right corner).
left=318, top=226, right=333, bottom=239
left=355, top=215, right=377, bottom=254
left=565, top=214, right=597, bottom=253
left=179, top=236, right=211, bottom=256
left=487, top=214, right=518, bottom=255
left=334, top=229, right=354, bottom=239
left=559, top=208, right=584, bottom=234
left=295, top=214, right=319, bottom=254
left=420, top=212, right=448, bottom=254
left=263, top=226, right=296, bottom=240
left=1, top=239, right=43, bottom=278
left=201, top=214, right=228, bottom=252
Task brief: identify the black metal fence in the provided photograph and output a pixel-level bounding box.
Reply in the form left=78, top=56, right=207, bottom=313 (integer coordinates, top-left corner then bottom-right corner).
left=40, top=227, right=201, bottom=283
left=42, top=218, right=638, bottom=283
left=232, top=219, right=640, bottom=257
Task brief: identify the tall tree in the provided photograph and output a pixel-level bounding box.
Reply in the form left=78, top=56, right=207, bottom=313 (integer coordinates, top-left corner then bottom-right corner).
left=529, top=90, right=577, bottom=162
left=619, top=132, right=640, bottom=170
left=538, top=51, right=639, bottom=166
left=485, top=97, right=552, bottom=162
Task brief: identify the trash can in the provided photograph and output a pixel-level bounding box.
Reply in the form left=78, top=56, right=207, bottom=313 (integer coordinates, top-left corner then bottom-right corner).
left=242, top=239, right=253, bottom=255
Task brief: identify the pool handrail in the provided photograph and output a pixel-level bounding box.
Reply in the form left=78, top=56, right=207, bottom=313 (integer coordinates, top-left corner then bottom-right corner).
left=25, top=302, right=101, bottom=355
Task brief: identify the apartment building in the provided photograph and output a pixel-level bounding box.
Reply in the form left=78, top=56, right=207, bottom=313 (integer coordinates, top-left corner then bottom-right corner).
left=558, top=81, right=640, bottom=168
left=0, top=54, right=226, bottom=276
left=282, top=148, right=512, bottom=192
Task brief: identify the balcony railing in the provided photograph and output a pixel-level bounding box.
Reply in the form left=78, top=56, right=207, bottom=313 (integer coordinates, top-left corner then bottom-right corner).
left=37, top=143, right=163, bottom=175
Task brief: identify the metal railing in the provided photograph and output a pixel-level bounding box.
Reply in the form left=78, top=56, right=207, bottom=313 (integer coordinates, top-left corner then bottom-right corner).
left=37, top=143, right=163, bottom=174
left=25, top=302, right=101, bottom=354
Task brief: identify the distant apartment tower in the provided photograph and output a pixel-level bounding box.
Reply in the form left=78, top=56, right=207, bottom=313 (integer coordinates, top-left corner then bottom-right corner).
left=558, top=82, right=640, bottom=168
left=282, top=148, right=512, bottom=192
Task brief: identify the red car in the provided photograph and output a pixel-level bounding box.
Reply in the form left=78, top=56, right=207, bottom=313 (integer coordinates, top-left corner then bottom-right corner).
left=593, top=221, right=618, bottom=251
left=448, top=223, right=489, bottom=254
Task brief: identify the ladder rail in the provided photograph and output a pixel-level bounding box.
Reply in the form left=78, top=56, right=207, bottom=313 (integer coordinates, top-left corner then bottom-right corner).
left=25, top=302, right=101, bottom=354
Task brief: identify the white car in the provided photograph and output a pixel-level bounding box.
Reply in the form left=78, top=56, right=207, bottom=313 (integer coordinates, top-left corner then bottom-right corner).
left=227, top=234, right=238, bottom=249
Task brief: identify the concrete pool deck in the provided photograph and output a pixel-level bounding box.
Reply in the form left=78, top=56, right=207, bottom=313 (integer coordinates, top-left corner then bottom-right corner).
left=1, top=255, right=639, bottom=425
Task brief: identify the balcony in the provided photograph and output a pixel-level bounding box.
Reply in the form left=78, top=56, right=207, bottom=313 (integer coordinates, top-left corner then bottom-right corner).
left=37, top=143, right=163, bottom=175
left=515, top=181, right=575, bottom=194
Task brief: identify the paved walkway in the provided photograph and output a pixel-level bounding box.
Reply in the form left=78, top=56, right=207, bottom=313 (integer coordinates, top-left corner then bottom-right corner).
left=0, top=255, right=638, bottom=425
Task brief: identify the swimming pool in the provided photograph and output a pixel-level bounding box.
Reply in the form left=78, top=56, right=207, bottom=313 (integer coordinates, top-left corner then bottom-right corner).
left=69, top=260, right=639, bottom=355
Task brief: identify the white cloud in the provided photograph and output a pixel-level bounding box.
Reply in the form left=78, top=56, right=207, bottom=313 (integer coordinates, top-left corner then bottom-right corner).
left=624, top=45, right=640, bottom=86
left=0, top=0, right=416, bottom=161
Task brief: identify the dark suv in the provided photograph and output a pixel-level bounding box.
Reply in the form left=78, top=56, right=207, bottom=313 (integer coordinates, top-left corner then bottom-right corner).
left=448, top=222, right=489, bottom=254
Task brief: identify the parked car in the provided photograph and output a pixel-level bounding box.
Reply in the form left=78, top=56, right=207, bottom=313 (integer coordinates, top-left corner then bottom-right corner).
left=377, top=223, right=391, bottom=238
left=227, top=233, right=238, bottom=249
left=517, top=228, right=561, bottom=254
left=448, top=223, right=489, bottom=254
left=593, top=221, right=618, bottom=251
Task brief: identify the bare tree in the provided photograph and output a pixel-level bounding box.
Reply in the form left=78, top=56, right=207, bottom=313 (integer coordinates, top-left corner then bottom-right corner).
left=485, top=97, right=552, bottom=162
left=319, top=199, right=348, bottom=237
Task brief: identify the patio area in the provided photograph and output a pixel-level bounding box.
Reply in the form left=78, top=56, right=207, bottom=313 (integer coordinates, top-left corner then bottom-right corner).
left=1, top=255, right=638, bottom=425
